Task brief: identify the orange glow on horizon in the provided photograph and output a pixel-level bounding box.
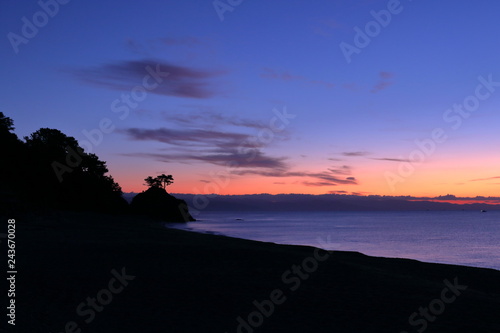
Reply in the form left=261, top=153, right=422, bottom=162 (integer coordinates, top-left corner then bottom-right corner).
left=409, top=199, right=500, bottom=205
left=111, top=154, right=500, bottom=198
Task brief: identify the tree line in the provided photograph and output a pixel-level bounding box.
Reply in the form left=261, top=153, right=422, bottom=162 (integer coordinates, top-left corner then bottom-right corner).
left=1, top=112, right=194, bottom=221
left=0, top=112, right=127, bottom=213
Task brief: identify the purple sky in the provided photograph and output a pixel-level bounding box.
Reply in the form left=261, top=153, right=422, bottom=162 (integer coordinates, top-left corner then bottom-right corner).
left=2, top=0, right=500, bottom=196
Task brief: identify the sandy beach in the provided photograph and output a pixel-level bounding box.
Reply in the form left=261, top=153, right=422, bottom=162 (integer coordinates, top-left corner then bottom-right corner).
left=8, top=211, right=500, bottom=332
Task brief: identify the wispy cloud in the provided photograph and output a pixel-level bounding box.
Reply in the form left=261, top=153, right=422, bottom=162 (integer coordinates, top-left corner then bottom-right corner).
left=370, top=81, right=393, bottom=93
left=350, top=191, right=370, bottom=196
left=342, top=151, right=370, bottom=157
left=379, top=71, right=394, bottom=79
left=121, top=109, right=356, bottom=187
left=73, top=59, right=227, bottom=98
left=231, top=169, right=358, bottom=187
left=371, top=157, right=410, bottom=162
left=327, top=190, right=370, bottom=195
left=163, top=110, right=267, bottom=130
left=121, top=110, right=290, bottom=170
left=125, top=150, right=287, bottom=169
left=122, top=127, right=256, bottom=149
left=370, top=71, right=394, bottom=93
left=470, top=176, right=500, bottom=182
left=328, top=165, right=352, bottom=175
left=261, top=68, right=394, bottom=93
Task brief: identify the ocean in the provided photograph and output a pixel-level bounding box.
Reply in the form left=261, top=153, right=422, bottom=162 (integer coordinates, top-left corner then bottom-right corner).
left=167, top=210, right=500, bottom=271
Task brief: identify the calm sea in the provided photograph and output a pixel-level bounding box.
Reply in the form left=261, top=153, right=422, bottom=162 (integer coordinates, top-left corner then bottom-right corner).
left=168, top=210, right=500, bottom=271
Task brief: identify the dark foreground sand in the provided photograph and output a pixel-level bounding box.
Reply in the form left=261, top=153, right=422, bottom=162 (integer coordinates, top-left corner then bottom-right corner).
left=6, top=211, right=500, bottom=332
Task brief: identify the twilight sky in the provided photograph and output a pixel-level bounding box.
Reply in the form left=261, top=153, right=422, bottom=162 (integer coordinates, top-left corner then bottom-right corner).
left=2, top=0, right=500, bottom=196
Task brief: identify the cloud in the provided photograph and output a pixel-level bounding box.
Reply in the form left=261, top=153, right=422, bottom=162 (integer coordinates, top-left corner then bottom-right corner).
left=163, top=110, right=266, bottom=130
left=327, top=190, right=370, bottom=195
left=370, top=71, right=394, bottom=93
left=121, top=111, right=356, bottom=187
left=121, top=105, right=298, bottom=175
left=122, top=124, right=358, bottom=187
left=122, top=127, right=257, bottom=149
left=350, top=191, right=371, bottom=196
left=328, top=165, right=352, bottom=175
left=379, top=71, right=394, bottom=79
left=304, top=181, right=338, bottom=187
left=193, top=150, right=287, bottom=169
left=231, top=169, right=358, bottom=187
left=261, top=68, right=335, bottom=89
left=120, top=116, right=290, bottom=170
left=371, top=157, right=410, bottom=162
left=261, top=68, right=394, bottom=93
left=370, top=81, right=393, bottom=93
left=470, top=176, right=500, bottom=182
left=73, top=59, right=227, bottom=98
left=308, top=173, right=356, bottom=185
left=342, top=151, right=370, bottom=157
left=126, top=150, right=288, bottom=169
left=262, top=68, right=401, bottom=93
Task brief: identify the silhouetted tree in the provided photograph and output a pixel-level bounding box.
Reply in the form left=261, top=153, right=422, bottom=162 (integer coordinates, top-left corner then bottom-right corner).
left=23, top=127, right=125, bottom=211
left=0, top=113, right=128, bottom=213
left=144, top=176, right=161, bottom=188
left=144, top=174, right=174, bottom=190
left=0, top=112, right=26, bottom=196
left=157, top=174, right=174, bottom=189
left=0, top=112, right=14, bottom=132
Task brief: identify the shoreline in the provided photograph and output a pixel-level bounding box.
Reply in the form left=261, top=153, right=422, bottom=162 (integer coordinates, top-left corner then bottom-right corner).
left=9, top=211, right=500, bottom=332
left=169, top=223, right=500, bottom=272
left=166, top=216, right=500, bottom=272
